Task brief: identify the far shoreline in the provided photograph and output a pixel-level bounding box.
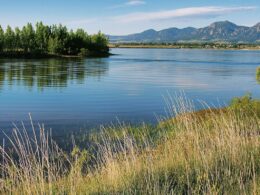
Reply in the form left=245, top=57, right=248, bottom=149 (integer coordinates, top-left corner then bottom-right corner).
left=109, top=43, right=260, bottom=51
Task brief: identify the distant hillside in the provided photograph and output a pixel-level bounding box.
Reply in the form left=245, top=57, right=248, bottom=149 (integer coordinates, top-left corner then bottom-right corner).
left=109, top=21, right=260, bottom=43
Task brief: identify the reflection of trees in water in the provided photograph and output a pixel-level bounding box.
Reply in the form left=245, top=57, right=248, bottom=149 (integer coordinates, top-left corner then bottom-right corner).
left=0, top=59, right=109, bottom=90
left=0, top=66, right=4, bottom=90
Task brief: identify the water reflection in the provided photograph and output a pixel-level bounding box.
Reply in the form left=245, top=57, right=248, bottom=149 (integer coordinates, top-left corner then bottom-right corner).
left=1, top=49, right=260, bottom=144
left=0, top=58, right=109, bottom=90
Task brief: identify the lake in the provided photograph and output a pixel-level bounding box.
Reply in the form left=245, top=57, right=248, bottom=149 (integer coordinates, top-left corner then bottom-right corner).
left=1, top=48, right=260, bottom=139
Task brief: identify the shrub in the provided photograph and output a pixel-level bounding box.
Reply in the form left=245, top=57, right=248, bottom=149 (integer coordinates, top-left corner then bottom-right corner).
left=229, top=93, right=260, bottom=116
left=79, top=48, right=90, bottom=56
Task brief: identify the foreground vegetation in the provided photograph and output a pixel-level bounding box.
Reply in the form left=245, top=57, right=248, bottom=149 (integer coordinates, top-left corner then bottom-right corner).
left=256, top=67, right=260, bottom=84
left=1, top=95, right=260, bottom=194
left=0, top=22, right=109, bottom=58
left=110, top=42, right=260, bottom=50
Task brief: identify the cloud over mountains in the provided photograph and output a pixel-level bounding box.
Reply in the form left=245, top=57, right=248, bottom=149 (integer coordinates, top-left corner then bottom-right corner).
left=113, top=6, right=256, bottom=23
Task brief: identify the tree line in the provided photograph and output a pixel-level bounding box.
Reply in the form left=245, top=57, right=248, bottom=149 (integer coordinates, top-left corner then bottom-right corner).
left=0, top=22, right=109, bottom=57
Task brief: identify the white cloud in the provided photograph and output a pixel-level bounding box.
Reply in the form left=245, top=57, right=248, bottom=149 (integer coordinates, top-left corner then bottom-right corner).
left=108, top=0, right=146, bottom=9
left=126, top=0, right=146, bottom=6
left=112, top=6, right=257, bottom=23
left=60, top=5, right=258, bottom=34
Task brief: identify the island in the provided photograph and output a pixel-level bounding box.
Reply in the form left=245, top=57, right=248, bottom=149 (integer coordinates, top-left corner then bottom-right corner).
left=0, top=22, right=109, bottom=58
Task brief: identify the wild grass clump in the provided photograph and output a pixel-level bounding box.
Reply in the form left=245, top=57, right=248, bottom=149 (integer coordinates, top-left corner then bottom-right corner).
left=230, top=93, right=260, bottom=116
left=256, top=66, right=260, bottom=83
left=1, top=95, right=260, bottom=194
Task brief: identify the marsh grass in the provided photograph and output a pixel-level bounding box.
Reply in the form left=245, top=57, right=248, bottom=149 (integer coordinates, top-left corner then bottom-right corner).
left=256, top=66, right=260, bottom=83
left=1, top=96, right=260, bottom=194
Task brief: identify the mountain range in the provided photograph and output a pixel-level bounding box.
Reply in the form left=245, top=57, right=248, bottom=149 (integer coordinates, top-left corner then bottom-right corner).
left=109, top=21, right=260, bottom=43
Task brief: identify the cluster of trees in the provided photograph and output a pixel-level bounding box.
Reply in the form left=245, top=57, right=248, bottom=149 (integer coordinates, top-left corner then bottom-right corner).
left=0, top=22, right=109, bottom=57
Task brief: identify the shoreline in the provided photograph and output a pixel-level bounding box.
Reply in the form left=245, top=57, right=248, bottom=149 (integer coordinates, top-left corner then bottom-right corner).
left=2, top=95, right=260, bottom=194
left=109, top=44, right=260, bottom=50
left=0, top=52, right=111, bottom=59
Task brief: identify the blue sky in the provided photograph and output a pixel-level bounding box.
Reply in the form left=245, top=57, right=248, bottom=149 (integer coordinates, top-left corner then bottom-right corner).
left=0, top=0, right=259, bottom=35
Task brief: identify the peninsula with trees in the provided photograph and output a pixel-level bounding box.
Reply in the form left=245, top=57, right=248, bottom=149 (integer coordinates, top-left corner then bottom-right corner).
left=0, top=22, right=109, bottom=58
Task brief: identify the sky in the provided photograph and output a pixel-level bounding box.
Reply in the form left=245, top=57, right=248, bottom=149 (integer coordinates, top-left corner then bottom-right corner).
left=0, top=0, right=259, bottom=35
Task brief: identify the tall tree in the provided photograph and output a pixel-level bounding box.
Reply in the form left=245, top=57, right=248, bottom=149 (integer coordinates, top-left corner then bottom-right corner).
left=4, top=26, right=15, bottom=51
left=0, top=25, right=4, bottom=52
left=48, top=24, right=69, bottom=54
left=91, top=31, right=109, bottom=53
left=20, top=23, right=36, bottom=53
left=14, top=27, right=21, bottom=51
left=35, top=22, right=50, bottom=53
left=66, top=29, right=90, bottom=55
left=48, top=37, right=60, bottom=54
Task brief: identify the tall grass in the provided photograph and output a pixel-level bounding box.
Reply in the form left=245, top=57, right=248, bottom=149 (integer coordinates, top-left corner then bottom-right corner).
left=1, top=96, right=260, bottom=194
left=256, top=66, right=260, bottom=83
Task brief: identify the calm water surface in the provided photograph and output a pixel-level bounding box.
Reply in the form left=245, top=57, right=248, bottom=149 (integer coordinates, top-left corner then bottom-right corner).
left=1, top=48, right=260, bottom=137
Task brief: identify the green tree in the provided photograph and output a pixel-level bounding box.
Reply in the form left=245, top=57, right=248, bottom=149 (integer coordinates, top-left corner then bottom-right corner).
left=35, top=22, right=50, bottom=53
left=48, top=37, right=61, bottom=54
left=66, top=29, right=91, bottom=55
left=20, top=23, right=36, bottom=53
left=14, top=27, right=21, bottom=51
left=48, top=24, right=69, bottom=54
left=0, top=25, right=4, bottom=52
left=91, top=31, right=109, bottom=53
left=4, top=25, right=15, bottom=51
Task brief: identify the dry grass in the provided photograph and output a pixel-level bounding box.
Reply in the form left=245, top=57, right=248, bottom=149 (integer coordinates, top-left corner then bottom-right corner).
left=1, top=98, right=260, bottom=194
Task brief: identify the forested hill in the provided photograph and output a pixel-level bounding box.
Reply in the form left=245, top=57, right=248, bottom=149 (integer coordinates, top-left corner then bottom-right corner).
left=0, top=22, right=109, bottom=58
left=109, top=21, right=260, bottom=43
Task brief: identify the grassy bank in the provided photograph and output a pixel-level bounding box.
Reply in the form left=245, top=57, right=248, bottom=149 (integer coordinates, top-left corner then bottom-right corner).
left=1, top=95, right=260, bottom=194
left=256, top=67, right=260, bottom=83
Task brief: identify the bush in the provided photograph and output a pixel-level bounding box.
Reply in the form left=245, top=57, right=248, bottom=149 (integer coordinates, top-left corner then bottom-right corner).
left=229, top=93, right=260, bottom=116
left=79, top=48, right=90, bottom=56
